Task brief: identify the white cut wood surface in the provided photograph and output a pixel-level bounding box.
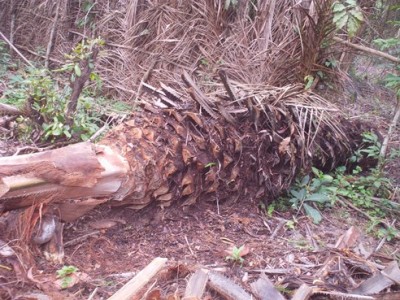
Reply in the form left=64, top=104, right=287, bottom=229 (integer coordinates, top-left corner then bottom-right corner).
left=107, top=257, right=168, bottom=300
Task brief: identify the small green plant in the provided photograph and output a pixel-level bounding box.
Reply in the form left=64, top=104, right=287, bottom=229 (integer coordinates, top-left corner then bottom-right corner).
left=225, top=245, right=245, bottom=265
left=4, top=68, right=100, bottom=141
left=367, top=219, right=399, bottom=242
left=285, top=131, right=395, bottom=225
left=332, top=0, right=364, bottom=37
left=285, top=218, right=298, bottom=230
left=199, top=58, right=209, bottom=67
left=56, top=265, right=78, bottom=289
left=0, top=40, right=16, bottom=75
left=350, top=132, right=381, bottom=163
left=57, top=37, right=104, bottom=86
left=304, top=75, right=314, bottom=90
left=287, top=168, right=333, bottom=224
left=204, top=162, right=217, bottom=168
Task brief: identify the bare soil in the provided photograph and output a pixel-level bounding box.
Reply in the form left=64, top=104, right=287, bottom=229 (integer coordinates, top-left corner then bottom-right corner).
left=1, top=193, right=399, bottom=299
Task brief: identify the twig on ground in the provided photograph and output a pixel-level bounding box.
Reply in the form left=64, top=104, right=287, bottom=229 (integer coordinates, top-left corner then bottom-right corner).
left=184, top=235, right=195, bottom=256
left=270, top=218, right=286, bottom=239
left=64, top=231, right=100, bottom=248
left=0, top=103, right=22, bottom=116
left=87, top=287, right=98, bottom=300
left=305, top=223, right=319, bottom=250
left=14, top=44, right=62, bottom=63
left=88, top=115, right=122, bottom=142
left=12, top=145, right=48, bottom=156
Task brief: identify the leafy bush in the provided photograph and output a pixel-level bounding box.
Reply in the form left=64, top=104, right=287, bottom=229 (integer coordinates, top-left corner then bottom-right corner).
left=4, top=67, right=101, bottom=141
left=1, top=39, right=109, bottom=142
left=0, top=40, right=16, bottom=75
left=284, top=132, right=394, bottom=223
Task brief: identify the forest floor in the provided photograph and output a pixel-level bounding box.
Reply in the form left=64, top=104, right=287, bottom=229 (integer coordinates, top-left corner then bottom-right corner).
left=1, top=68, right=400, bottom=299
left=2, top=190, right=398, bottom=299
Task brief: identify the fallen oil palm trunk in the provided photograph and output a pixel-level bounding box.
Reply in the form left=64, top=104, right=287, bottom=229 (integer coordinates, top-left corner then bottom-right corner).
left=0, top=84, right=369, bottom=262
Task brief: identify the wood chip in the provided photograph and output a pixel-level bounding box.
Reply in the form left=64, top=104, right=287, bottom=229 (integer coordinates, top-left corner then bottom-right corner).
left=250, top=273, right=285, bottom=300
left=208, top=271, right=252, bottom=300
left=107, top=257, right=168, bottom=300
left=291, top=284, right=314, bottom=300
left=183, top=269, right=209, bottom=300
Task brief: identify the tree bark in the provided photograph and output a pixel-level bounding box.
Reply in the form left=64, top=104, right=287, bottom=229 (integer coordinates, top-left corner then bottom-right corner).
left=0, top=142, right=129, bottom=220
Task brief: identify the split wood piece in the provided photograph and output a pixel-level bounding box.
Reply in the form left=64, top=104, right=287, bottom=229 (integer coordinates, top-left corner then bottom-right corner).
left=160, top=82, right=182, bottom=102
left=181, top=71, right=218, bottom=119
left=0, top=142, right=130, bottom=217
left=351, top=261, right=400, bottom=295
left=208, top=271, right=252, bottom=300
left=250, top=273, right=285, bottom=300
left=43, top=218, right=64, bottom=264
left=107, top=257, right=168, bottom=300
left=291, top=284, right=314, bottom=300
left=142, top=82, right=179, bottom=108
left=183, top=268, right=209, bottom=300
left=334, top=226, right=361, bottom=249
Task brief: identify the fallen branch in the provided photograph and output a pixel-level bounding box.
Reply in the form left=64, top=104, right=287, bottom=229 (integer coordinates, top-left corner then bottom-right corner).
left=0, top=30, right=34, bottom=68
left=15, top=44, right=63, bottom=64
left=333, top=37, right=400, bottom=64
left=0, top=103, right=23, bottom=116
